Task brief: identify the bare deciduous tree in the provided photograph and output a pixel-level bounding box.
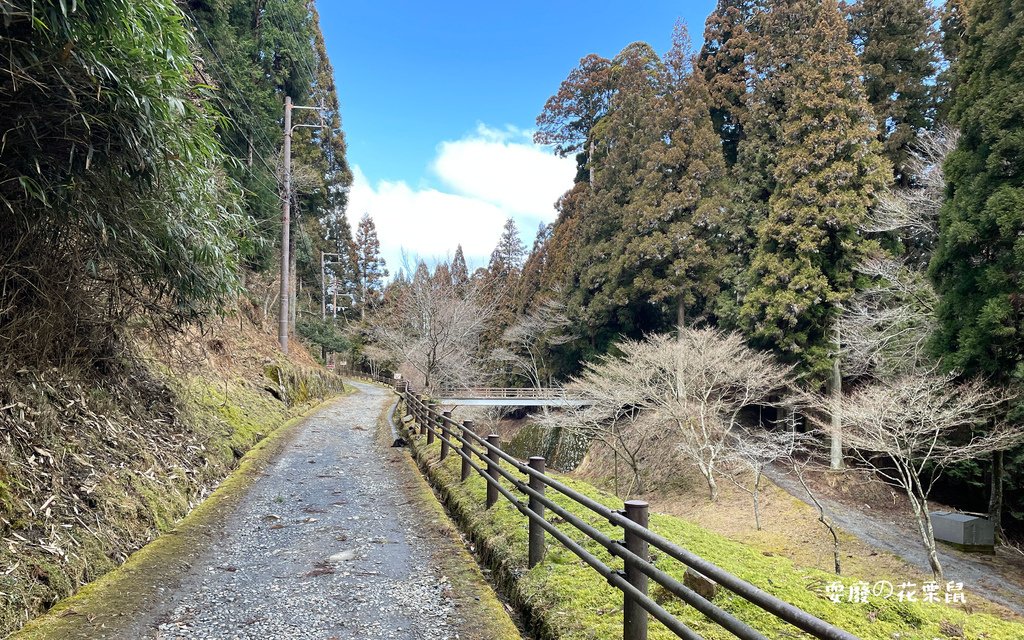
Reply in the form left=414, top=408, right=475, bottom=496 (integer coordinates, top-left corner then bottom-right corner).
left=838, top=370, right=1022, bottom=581
left=373, top=264, right=493, bottom=391
left=789, top=447, right=844, bottom=575
left=861, top=126, right=958, bottom=248
left=359, top=343, right=394, bottom=379
left=538, top=402, right=657, bottom=496
left=566, top=329, right=796, bottom=501
left=844, top=127, right=954, bottom=379
left=726, top=427, right=806, bottom=531
left=841, top=257, right=937, bottom=378
left=491, top=297, right=573, bottom=394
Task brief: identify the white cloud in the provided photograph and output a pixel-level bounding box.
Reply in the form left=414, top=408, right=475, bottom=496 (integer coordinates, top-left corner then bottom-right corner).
left=433, top=124, right=576, bottom=217
left=347, top=124, right=576, bottom=275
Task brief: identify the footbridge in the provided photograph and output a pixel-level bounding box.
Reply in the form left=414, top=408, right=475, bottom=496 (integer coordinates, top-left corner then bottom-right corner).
left=342, top=370, right=592, bottom=407
left=436, top=386, right=592, bottom=407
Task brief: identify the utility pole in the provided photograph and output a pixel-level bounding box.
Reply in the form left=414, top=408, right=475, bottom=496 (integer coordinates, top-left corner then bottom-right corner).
left=320, top=251, right=347, bottom=320
left=279, top=96, right=292, bottom=354
left=278, top=97, right=327, bottom=355
left=321, top=250, right=327, bottom=320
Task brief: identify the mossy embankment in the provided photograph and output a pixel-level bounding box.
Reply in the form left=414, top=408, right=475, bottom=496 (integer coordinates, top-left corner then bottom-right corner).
left=0, top=323, right=345, bottom=637
left=401, top=405, right=1024, bottom=640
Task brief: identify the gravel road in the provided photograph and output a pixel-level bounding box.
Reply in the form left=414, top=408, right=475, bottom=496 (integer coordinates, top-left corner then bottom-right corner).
left=113, top=381, right=465, bottom=639
left=767, top=467, right=1024, bottom=617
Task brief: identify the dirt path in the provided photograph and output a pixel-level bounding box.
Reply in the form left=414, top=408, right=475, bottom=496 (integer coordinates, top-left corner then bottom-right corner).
left=766, top=467, right=1024, bottom=618
left=16, top=382, right=519, bottom=640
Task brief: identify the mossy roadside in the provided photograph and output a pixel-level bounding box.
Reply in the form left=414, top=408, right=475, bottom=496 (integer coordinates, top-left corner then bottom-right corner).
left=370, top=386, right=522, bottom=640
left=9, top=387, right=349, bottom=640
left=400, top=404, right=1024, bottom=640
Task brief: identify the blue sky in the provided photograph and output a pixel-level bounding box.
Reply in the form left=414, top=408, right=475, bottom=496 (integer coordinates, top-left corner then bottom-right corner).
left=316, top=1, right=717, bottom=272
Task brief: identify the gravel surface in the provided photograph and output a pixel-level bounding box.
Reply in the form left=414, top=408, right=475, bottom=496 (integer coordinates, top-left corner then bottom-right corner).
left=120, top=382, right=463, bottom=639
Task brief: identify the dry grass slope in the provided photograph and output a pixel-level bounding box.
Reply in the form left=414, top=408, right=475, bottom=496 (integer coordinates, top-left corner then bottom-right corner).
left=0, top=316, right=344, bottom=637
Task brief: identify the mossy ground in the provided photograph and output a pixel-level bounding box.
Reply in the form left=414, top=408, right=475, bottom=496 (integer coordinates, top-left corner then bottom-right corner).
left=0, top=323, right=346, bottom=637
left=403, top=408, right=1024, bottom=640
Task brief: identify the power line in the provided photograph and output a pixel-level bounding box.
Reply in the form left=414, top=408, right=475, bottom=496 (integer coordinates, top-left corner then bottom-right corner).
left=278, top=1, right=321, bottom=92
left=183, top=5, right=283, bottom=191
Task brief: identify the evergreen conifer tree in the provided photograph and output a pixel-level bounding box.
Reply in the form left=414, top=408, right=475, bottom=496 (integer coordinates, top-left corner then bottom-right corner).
left=355, top=213, right=388, bottom=319
left=698, top=0, right=759, bottom=166
left=450, top=245, right=470, bottom=294
left=740, top=0, right=890, bottom=381
left=619, top=26, right=729, bottom=328
left=849, top=0, right=939, bottom=185
left=488, top=218, right=527, bottom=280
left=578, top=42, right=665, bottom=337
left=935, top=0, right=969, bottom=122
left=930, top=0, right=1024, bottom=380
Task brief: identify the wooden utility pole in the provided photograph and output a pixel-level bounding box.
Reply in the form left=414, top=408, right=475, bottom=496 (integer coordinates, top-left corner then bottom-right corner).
left=321, top=250, right=327, bottom=320
left=279, top=95, right=292, bottom=354
left=278, top=97, right=327, bottom=355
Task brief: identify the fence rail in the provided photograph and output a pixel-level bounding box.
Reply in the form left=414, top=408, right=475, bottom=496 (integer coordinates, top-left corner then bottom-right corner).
left=394, top=382, right=860, bottom=640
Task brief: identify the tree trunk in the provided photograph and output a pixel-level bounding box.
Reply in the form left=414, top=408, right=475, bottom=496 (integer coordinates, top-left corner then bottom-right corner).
left=906, top=484, right=944, bottom=582
left=830, top=526, right=841, bottom=575
left=588, top=138, right=595, bottom=186
left=753, top=479, right=762, bottom=531
left=829, top=322, right=843, bottom=470
left=706, top=473, right=718, bottom=502
left=794, top=464, right=841, bottom=574
left=923, top=513, right=944, bottom=583
left=677, top=296, right=686, bottom=333
left=990, top=448, right=1005, bottom=543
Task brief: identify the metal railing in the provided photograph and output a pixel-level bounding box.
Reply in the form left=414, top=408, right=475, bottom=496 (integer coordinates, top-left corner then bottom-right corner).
left=397, top=383, right=860, bottom=640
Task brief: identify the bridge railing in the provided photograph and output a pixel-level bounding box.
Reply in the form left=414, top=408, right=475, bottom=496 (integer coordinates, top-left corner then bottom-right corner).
left=438, top=386, right=571, bottom=399
left=397, top=385, right=859, bottom=640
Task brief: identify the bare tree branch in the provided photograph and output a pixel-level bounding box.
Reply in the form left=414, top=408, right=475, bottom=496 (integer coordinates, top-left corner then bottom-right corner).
left=560, top=329, right=799, bottom=501
left=372, top=267, right=495, bottom=391
left=826, top=370, right=1022, bottom=581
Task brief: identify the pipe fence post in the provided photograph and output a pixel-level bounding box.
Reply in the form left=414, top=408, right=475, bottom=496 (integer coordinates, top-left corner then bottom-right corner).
left=623, top=500, right=649, bottom=640
left=440, top=411, right=452, bottom=460
left=528, top=456, right=546, bottom=568
left=485, top=434, right=500, bottom=508
left=426, top=401, right=437, bottom=445
left=417, top=395, right=427, bottom=436
left=460, top=421, right=474, bottom=481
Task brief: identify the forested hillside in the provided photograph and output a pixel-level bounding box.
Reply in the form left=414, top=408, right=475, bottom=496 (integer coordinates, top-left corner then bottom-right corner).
left=357, top=0, right=1024, bottom=558
left=4, top=0, right=1024, bottom=636
left=0, top=0, right=353, bottom=634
